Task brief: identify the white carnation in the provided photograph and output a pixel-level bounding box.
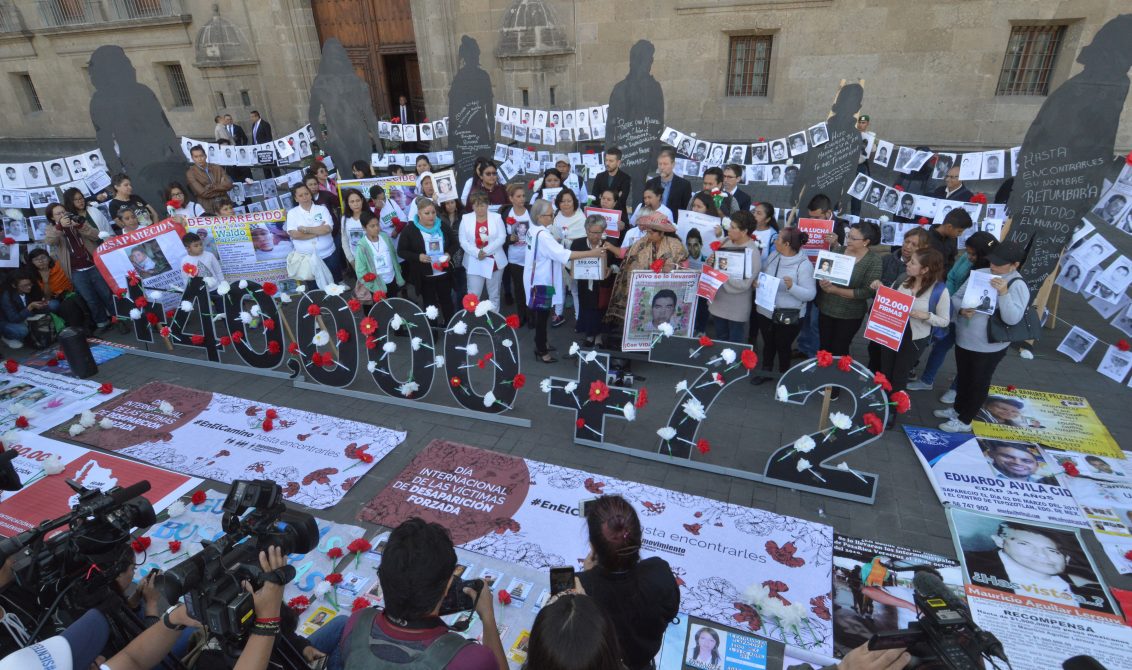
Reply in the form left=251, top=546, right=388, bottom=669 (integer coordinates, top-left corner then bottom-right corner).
left=483, top=391, right=496, bottom=408
left=383, top=342, right=397, bottom=354
left=239, top=311, right=253, bottom=324
left=656, top=426, right=677, bottom=440
left=450, top=321, right=468, bottom=335
left=569, top=342, right=580, bottom=356
left=410, top=337, right=422, bottom=351
left=622, top=403, right=636, bottom=421
left=216, top=281, right=231, bottom=296
left=312, top=330, right=330, bottom=347
left=158, top=401, right=174, bottom=414
left=796, top=458, right=812, bottom=472
left=278, top=292, right=292, bottom=303
left=325, top=283, right=346, bottom=296
left=657, top=322, right=674, bottom=337
left=43, top=454, right=65, bottom=475
left=99, top=418, right=115, bottom=430
left=775, top=386, right=789, bottom=402
left=675, top=380, right=688, bottom=393
left=681, top=397, right=706, bottom=421
left=179, top=300, right=194, bottom=313
left=794, top=435, right=816, bottom=453
left=720, top=348, right=737, bottom=365
left=390, top=314, right=404, bottom=331
left=367, top=361, right=378, bottom=373
left=68, top=423, right=86, bottom=437
left=564, top=381, right=578, bottom=394
left=238, top=280, right=249, bottom=290
left=164, top=501, right=187, bottom=518
left=398, top=381, right=419, bottom=397
left=464, top=343, right=478, bottom=358
left=830, top=412, right=852, bottom=430
left=79, top=411, right=96, bottom=428
left=540, top=378, right=553, bottom=393
left=425, top=305, right=439, bottom=320
left=129, top=308, right=142, bottom=320
left=474, top=300, right=494, bottom=317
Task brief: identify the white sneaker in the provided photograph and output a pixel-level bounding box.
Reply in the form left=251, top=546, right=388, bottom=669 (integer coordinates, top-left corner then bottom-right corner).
left=906, top=379, right=932, bottom=391
left=939, top=418, right=972, bottom=433
left=2, top=338, right=23, bottom=349
left=1019, top=349, right=1034, bottom=360
left=940, top=389, right=956, bottom=404
left=933, top=408, right=958, bottom=419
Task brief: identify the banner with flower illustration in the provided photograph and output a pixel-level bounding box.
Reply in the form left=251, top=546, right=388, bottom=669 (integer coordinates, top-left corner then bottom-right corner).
left=360, top=439, right=836, bottom=654
left=49, top=381, right=406, bottom=509
left=0, top=433, right=199, bottom=536
left=0, top=365, right=123, bottom=434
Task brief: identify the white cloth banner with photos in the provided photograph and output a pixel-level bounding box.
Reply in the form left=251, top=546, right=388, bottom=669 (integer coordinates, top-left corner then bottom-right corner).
left=0, top=366, right=125, bottom=434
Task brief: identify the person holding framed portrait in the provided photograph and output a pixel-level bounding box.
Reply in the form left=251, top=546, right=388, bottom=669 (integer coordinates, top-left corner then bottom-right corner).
left=569, top=215, right=617, bottom=347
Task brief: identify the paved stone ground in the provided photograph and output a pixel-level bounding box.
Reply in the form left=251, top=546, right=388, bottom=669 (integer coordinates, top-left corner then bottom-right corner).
left=36, top=276, right=1127, bottom=600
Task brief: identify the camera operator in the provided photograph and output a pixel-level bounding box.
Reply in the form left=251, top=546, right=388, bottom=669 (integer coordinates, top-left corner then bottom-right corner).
left=825, top=644, right=910, bottom=670
left=97, top=547, right=292, bottom=670
left=306, top=517, right=507, bottom=670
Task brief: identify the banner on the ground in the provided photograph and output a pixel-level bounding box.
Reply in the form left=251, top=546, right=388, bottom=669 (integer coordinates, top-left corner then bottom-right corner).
left=905, top=426, right=1087, bottom=527
left=1043, top=446, right=1132, bottom=574
left=51, top=381, right=407, bottom=509
left=0, top=366, right=124, bottom=433
left=0, top=433, right=199, bottom=536
left=971, top=386, right=1122, bottom=458
left=831, top=534, right=963, bottom=658
left=94, top=217, right=188, bottom=292
left=949, top=508, right=1132, bottom=670
left=181, top=210, right=292, bottom=285
left=139, top=488, right=364, bottom=602
left=359, top=440, right=836, bottom=654
left=863, top=286, right=913, bottom=351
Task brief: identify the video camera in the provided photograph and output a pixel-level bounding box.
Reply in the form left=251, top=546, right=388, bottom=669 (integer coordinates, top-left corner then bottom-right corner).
left=868, top=572, right=1007, bottom=670
left=160, top=480, right=318, bottom=641
left=0, top=479, right=155, bottom=616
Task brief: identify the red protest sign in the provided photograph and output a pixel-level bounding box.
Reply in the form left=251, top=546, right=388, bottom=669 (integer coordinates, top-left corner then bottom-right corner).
left=697, top=265, right=728, bottom=301
left=864, top=286, right=914, bottom=351
left=797, top=218, right=834, bottom=261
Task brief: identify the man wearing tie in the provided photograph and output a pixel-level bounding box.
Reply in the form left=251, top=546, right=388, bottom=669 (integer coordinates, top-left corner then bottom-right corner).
left=223, top=114, right=251, bottom=180
left=397, top=94, right=412, bottom=124
left=250, top=110, right=276, bottom=177
left=644, top=147, right=691, bottom=223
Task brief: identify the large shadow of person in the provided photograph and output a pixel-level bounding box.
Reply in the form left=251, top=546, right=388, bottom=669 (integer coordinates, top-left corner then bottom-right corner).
left=308, top=38, right=383, bottom=174
left=447, top=35, right=495, bottom=185
left=89, top=46, right=187, bottom=206
left=607, top=40, right=664, bottom=207
left=790, top=82, right=864, bottom=210
left=1007, top=14, right=1132, bottom=292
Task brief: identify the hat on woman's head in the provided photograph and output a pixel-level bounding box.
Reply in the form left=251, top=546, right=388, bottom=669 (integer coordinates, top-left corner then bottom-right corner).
left=964, top=231, right=998, bottom=257
left=637, top=212, right=675, bottom=233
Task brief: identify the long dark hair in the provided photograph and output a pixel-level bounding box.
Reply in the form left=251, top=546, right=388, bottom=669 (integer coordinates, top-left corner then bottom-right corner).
left=61, top=187, right=87, bottom=217
left=586, top=495, right=641, bottom=572
left=341, top=188, right=375, bottom=225
left=523, top=595, right=622, bottom=670
left=754, top=202, right=778, bottom=230
left=905, top=247, right=945, bottom=296
left=691, top=192, right=723, bottom=218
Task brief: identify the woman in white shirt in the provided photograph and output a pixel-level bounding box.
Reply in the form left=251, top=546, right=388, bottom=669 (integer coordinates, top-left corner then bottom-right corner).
left=459, top=191, right=508, bottom=307
left=628, top=185, right=674, bottom=234
left=502, top=183, right=532, bottom=327
left=285, top=183, right=339, bottom=288
left=524, top=200, right=613, bottom=363
left=551, top=188, right=586, bottom=327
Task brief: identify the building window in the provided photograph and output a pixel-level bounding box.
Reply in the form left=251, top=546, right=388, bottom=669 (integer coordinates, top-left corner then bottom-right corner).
left=996, top=25, right=1065, bottom=96
left=521, top=88, right=529, bottom=106
left=14, top=73, right=43, bottom=112
left=549, top=86, right=556, bottom=106
left=240, top=89, right=251, bottom=107
left=165, top=63, right=193, bottom=108
left=726, top=35, right=772, bottom=97
left=216, top=91, right=226, bottom=109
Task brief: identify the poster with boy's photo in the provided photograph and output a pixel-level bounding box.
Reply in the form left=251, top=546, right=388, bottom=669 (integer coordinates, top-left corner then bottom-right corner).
left=676, top=213, right=721, bottom=271
left=621, top=271, right=698, bottom=352
left=872, top=140, right=893, bottom=167
left=94, top=218, right=187, bottom=292
left=3, top=218, right=29, bottom=242
left=432, top=169, right=458, bottom=204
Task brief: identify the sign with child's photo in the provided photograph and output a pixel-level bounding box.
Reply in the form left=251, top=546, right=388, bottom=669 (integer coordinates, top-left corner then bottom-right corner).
left=94, top=217, right=187, bottom=292
left=183, top=211, right=291, bottom=284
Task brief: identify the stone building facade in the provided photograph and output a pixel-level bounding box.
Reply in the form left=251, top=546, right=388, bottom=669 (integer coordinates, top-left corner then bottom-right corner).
left=0, top=0, right=321, bottom=156
left=411, top=0, right=1132, bottom=152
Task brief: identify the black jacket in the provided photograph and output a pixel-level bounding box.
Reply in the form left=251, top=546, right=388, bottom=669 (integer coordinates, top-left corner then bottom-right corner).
left=251, top=119, right=273, bottom=144
left=593, top=170, right=632, bottom=222
left=644, top=175, right=692, bottom=223
left=396, top=221, right=458, bottom=292
left=578, top=558, right=679, bottom=670
left=930, top=184, right=973, bottom=202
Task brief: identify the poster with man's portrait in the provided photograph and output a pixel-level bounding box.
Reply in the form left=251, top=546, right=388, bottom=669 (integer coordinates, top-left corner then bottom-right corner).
left=93, top=218, right=187, bottom=292
left=621, top=270, right=698, bottom=352
left=432, top=169, right=458, bottom=204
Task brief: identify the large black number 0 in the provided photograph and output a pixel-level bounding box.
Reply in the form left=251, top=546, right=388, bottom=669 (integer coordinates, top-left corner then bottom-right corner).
left=294, top=290, right=359, bottom=387
left=222, top=281, right=285, bottom=369
left=364, top=297, right=436, bottom=399
left=649, top=335, right=755, bottom=458
left=442, top=307, right=520, bottom=414
left=763, top=357, right=889, bottom=502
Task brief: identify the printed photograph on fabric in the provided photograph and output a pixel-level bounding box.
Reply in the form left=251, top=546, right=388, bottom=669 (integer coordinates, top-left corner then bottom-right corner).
left=848, top=175, right=870, bottom=200
left=952, top=508, right=1115, bottom=614
left=977, top=437, right=1057, bottom=484
left=787, top=132, right=809, bottom=157
left=750, top=143, right=768, bottom=164
left=622, top=271, right=698, bottom=351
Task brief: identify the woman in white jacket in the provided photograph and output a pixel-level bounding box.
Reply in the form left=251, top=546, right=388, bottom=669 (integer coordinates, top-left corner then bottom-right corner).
left=749, top=227, right=817, bottom=386
left=459, top=191, right=508, bottom=306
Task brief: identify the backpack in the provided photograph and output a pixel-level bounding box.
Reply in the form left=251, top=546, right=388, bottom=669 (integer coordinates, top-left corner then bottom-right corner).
left=344, top=609, right=474, bottom=670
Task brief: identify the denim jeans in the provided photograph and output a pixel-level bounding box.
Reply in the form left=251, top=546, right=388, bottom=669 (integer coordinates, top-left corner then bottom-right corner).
left=795, top=302, right=821, bottom=356
left=71, top=267, right=116, bottom=324
left=918, top=325, right=955, bottom=386
left=0, top=321, right=27, bottom=341
left=308, top=614, right=348, bottom=670
left=713, top=316, right=745, bottom=343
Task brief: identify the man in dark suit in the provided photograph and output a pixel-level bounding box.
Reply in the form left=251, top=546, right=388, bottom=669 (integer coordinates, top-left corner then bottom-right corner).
left=930, top=166, right=973, bottom=201
left=645, top=147, right=691, bottom=223
left=592, top=147, right=632, bottom=224
left=223, top=114, right=248, bottom=146
left=722, top=163, right=752, bottom=213
left=965, top=521, right=1112, bottom=614
left=249, top=110, right=276, bottom=177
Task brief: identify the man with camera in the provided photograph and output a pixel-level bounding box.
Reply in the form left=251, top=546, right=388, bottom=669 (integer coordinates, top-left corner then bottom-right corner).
left=306, top=517, right=507, bottom=670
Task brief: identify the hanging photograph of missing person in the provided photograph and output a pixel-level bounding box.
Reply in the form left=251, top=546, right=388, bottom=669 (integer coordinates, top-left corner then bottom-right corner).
left=66, top=153, right=91, bottom=179
left=872, top=140, right=893, bottom=167
left=575, top=123, right=592, bottom=142
left=1092, top=188, right=1131, bottom=226
left=621, top=270, right=699, bottom=352
left=766, top=164, right=785, bottom=187
left=745, top=165, right=767, bottom=184
left=1097, top=345, right=1132, bottom=384
left=521, top=109, right=533, bottom=126
left=499, top=123, right=514, bottom=140
left=727, top=144, right=747, bottom=165
left=418, top=122, right=434, bottom=142
left=676, top=135, right=694, bottom=158
left=402, top=124, right=418, bottom=143
left=877, top=187, right=900, bottom=214
left=1096, top=255, right=1132, bottom=295
left=879, top=220, right=903, bottom=246
left=556, top=127, right=574, bottom=143
left=1070, top=234, right=1116, bottom=268
left=690, top=140, right=709, bottom=162
left=704, top=143, right=727, bottom=166
left=1057, top=325, right=1097, bottom=363
left=378, top=121, right=392, bottom=140
left=768, top=139, right=788, bottom=163
left=893, top=146, right=916, bottom=174
left=495, top=104, right=508, bottom=124
left=22, top=161, right=48, bottom=188
left=749, top=142, right=768, bottom=165
left=847, top=174, right=871, bottom=201
left=0, top=239, right=16, bottom=268
left=0, top=165, right=24, bottom=189
left=1055, top=257, right=1091, bottom=293
left=932, top=153, right=957, bottom=181
left=528, top=127, right=544, bottom=145
left=896, top=193, right=917, bottom=220
left=1084, top=275, right=1124, bottom=305
left=3, top=217, right=29, bottom=243
left=661, top=127, right=681, bottom=148
left=958, top=152, right=982, bottom=182
left=787, top=132, right=809, bottom=157
left=980, top=150, right=1006, bottom=180
left=808, top=122, right=830, bottom=147
left=433, top=118, right=448, bottom=138
left=513, top=125, right=529, bottom=143
left=28, top=215, right=48, bottom=241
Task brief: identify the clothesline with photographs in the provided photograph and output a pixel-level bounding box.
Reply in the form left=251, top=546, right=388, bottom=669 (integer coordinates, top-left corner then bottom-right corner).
left=493, top=104, right=609, bottom=146
left=178, top=124, right=320, bottom=168
left=657, top=125, right=1021, bottom=184
left=376, top=116, right=450, bottom=145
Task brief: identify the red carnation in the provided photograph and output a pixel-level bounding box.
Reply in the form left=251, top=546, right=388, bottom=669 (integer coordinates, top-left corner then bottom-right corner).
left=1061, top=461, right=1080, bottom=477
left=506, top=217, right=516, bottom=225
left=287, top=342, right=300, bottom=355
left=498, top=590, right=512, bottom=605
left=917, top=217, right=930, bottom=225
left=758, top=137, right=766, bottom=142
left=219, top=336, right=232, bottom=347
left=709, top=241, right=722, bottom=251
left=891, top=390, right=911, bottom=414
left=391, top=116, right=400, bottom=123
left=306, top=304, right=321, bottom=317
left=893, top=184, right=904, bottom=192
left=182, top=263, right=198, bottom=277
left=741, top=350, right=758, bottom=370
left=816, top=350, right=834, bottom=367
left=191, top=491, right=207, bottom=505
left=872, top=372, right=892, bottom=392
left=310, top=352, right=325, bottom=367
left=261, top=282, right=278, bottom=296
left=347, top=538, right=372, bottom=554
left=263, top=318, right=275, bottom=331
left=969, top=193, right=987, bottom=205
left=4, top=359, right=16, bottom=373
left=1, top=237, right=13, bottom=245
left=262, top=418, right=274, bottom=432
left=327, top=547, right=344, bottom=559
left=359, top=452, right=374, bottom=463
left=113, top=288, right=126, bottom=298
left=462, top=294, right=479, bottom=312
left=47, top=358, right=58, bottom=367
left=134, top=296, right=148, bottom=308
left=347, top=299, right=362, bottom=313
left=1006, top=384, right=1017, bottom=392
left=352, top=597, right=370, bottom=612
left=325, top=573, right=343, bottom=585
left=1118, top=339, right=1130, bottom=352
left=1126, top=151, right=1132, bottom=167
left=512, top=373, right=526, bottom=389
left=265, top=409, right=278, bottom=420
left=191, top=335, right=205, bottom=345
left=1124, top=549, right=1132, bottom=561
left=450, top=376, right=461, bottom=387
left=362, top=273, right=376, bottom=282
left=131, top=536, right=152, bottom=553
left=160, top=326, right=171, bottom=338
left=698, top=335, right=714, bottom=347
left=267, top=341, right=281, bottom=354
left=505, top=314, right=520, bottom=329
left=635, top=387, right=649, bottom=408
left=650, top=259, right=665, bottom=272
left=863, top=412, right=884, bottom=435
left=576, top=418, right=586, bottom=429
left=146, top=313, right=159, bottom=325
left=287, top=596, right=311, bottom=613
left=99, top=382, right=114, bottom=394
left=168, top=540, right=182, bottom=552
left=14, top=416, right=28, bottom=429
left=837, top=355, right=853, bottom=372
left=372, top=291, right=387, bottom=303
left=588, top=380, right=610, bottom=403
left=696, top=439, right=711, bottom=455
left=336, top=329, right=350, bottom=343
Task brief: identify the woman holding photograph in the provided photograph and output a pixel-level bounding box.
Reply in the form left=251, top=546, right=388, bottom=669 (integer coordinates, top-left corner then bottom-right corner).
left=533, top=168, right=562, bottom=203
left=406, top=171, right=437, bottom=222
left=816, top=221, right=882, bottom=377
left=285, top=183, right=339, bottom=288
left=868, top=248, right=949, bottom=412
left=398, top=196, right=457, bottom=325
left=707, top=210, right=760, bottom=343
left=604, top=211, right=688, bottom=348
left=45, top=201, right=116, bottom=332
left=340, top=188, right=376, bottom=267
left=525, top=201, right=612, bottom=363
left=569, top=216, right=617, bottom=347
left=500, top=183, right=531, bottom=327
left=750, top=228, right=817, bottom=385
